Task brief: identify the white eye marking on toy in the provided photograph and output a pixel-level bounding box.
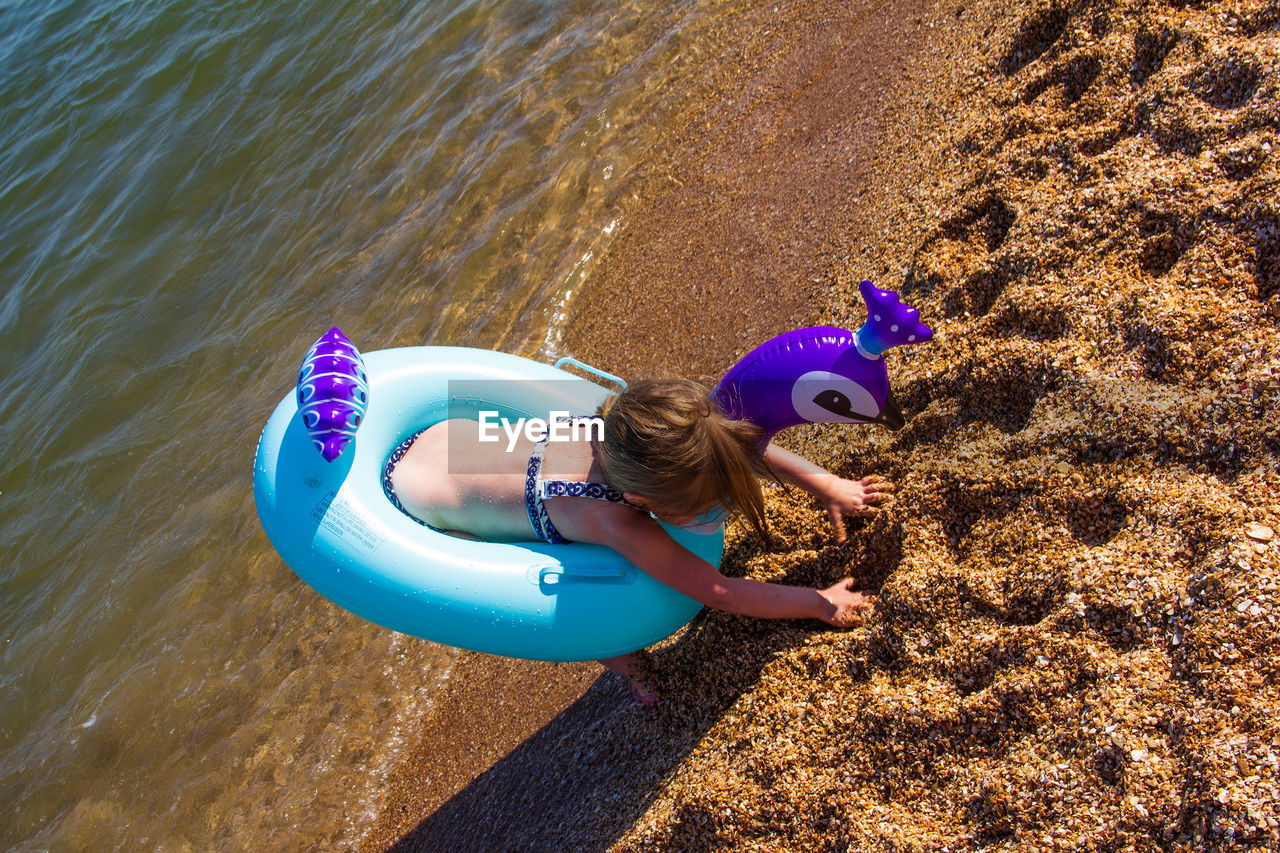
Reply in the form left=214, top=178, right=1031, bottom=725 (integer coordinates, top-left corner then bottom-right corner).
left=790, top=371, right=879, bottom=424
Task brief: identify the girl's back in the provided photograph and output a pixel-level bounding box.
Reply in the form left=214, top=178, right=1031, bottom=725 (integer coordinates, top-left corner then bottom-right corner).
left=388, top=418, right=607, bottom=541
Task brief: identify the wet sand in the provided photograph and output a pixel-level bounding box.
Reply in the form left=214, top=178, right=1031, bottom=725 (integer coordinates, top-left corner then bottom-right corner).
left=363, top=0, right=1280, bottom=849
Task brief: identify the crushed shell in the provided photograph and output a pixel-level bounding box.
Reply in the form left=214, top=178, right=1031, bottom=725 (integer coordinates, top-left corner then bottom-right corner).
left=608, top=0, right=1280, bottom=851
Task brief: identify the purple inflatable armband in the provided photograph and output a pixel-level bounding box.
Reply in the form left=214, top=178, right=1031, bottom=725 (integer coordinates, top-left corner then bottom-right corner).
left=714, top=280, right=932, bottom=442
left=296, top=327, right=369, bottom=461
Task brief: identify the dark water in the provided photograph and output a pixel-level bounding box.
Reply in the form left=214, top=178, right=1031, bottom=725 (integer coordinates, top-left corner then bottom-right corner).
left=0, top=0, right=744, bottom=847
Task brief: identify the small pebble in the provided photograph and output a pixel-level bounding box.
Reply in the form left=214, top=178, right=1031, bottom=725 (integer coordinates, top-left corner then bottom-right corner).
left=1246, top=523, right=1274, bottom=543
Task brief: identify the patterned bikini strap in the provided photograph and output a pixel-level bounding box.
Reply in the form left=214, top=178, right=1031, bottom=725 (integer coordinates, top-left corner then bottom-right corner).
left=537, top=478, right=641, bottom=509
left=532, top=415, right=642, bottom=510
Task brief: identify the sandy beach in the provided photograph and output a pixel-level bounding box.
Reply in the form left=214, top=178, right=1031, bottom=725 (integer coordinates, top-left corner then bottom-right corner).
left=362, top=0, right=1279, bottom=849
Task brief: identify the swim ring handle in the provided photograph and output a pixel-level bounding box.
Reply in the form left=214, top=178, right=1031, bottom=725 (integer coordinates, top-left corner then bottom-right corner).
left=554, top=356, right=628, bottom=394
left=527, top=563, right=632, bottom=586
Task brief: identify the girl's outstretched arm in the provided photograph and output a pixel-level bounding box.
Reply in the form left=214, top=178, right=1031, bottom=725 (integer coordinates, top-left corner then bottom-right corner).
left=762, top=444, right=894, bottom=543
left=586, top=510, right=875, bottom=627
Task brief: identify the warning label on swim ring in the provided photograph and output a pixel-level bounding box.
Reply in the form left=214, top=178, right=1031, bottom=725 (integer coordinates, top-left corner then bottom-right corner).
left=312, top=491, right=385, bottom=552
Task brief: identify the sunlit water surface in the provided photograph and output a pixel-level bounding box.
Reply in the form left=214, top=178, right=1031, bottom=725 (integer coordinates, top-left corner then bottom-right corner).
left=0, top=0, right=746, bottom=847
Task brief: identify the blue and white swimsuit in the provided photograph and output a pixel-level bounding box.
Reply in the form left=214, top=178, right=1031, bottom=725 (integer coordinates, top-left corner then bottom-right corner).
left=381, top=417, right=639, bottom=542
left=383, top=417, right=723, bottom=543
left=523, top=417, right=640, bottom=544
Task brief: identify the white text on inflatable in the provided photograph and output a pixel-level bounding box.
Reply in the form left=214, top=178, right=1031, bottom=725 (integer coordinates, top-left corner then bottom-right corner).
left=477, top=411, right=604, bottom=452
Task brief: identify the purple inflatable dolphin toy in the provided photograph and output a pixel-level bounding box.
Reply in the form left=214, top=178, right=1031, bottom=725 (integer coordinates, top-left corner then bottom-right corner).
left=714, top=280, right=932, bottom=442
left=296, top=327, right=370, bottom=461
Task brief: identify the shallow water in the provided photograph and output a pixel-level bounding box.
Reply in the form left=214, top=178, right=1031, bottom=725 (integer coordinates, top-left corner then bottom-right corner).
left=0, top=0, right=743, bottom=847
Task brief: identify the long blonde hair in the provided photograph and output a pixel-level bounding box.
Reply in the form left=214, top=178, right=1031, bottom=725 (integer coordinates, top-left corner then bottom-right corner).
left=598, top=379, right=774, bottom=541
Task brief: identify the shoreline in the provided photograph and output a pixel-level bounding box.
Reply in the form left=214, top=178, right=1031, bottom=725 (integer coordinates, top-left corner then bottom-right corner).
left=363, top=0, right=1280, bottom=848
left=358, top=0, right=984, bottom=849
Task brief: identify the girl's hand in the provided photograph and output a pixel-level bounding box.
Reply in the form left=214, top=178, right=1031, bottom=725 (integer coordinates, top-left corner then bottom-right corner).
left=818, top=578, right=877, bottom=627
left=821, top=475, right=894, bottom=543
left=760, top=446, right=894, bottom=543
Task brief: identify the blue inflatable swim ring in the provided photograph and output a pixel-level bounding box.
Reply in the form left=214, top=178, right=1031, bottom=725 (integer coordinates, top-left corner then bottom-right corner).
left=253, top=346, right=719, bottom=662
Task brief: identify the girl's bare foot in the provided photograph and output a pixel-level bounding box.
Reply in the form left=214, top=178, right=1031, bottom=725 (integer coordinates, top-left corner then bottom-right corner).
left=599, top=651, right=658, bottom=707
left=629, top=680, right=658, bottom=707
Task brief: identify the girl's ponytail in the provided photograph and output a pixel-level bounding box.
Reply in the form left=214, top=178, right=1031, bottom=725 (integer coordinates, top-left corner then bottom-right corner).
left=599, top=379, right=777, bottom=544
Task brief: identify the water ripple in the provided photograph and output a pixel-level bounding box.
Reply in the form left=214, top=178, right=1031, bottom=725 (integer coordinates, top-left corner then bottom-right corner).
left=0, top=0, right=737, bottom=847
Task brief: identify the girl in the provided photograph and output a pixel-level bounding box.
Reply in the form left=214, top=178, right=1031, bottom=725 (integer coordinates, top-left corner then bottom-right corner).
left=387, top=379, right=892, bottom=704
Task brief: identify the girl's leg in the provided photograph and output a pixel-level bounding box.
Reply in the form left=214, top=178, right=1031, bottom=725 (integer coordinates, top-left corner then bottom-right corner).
left=598, top=652, right=657, bottom=706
